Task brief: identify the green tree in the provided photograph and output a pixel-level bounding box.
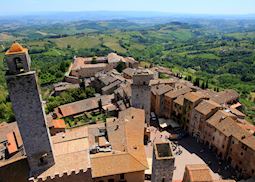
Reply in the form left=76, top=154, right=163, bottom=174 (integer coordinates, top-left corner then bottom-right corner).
left=116, top=62, right=126, bottom=73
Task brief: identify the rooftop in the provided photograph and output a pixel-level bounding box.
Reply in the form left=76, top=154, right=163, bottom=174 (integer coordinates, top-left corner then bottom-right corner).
left=107, top=53, right=124, bottom=63
left=122, top=67, right=136, bottom=77
left=5, top=42, right=28, bottom=55
left=184, top=92, right=204, bottom=103
left=71, top=57, right=108, bottom=71
left=165, top=87, right=192, bottom=99
left=154, top=142, right=173, bottom=160
left=55, top=95, right=114, bottom=118
left=185, top=164, right=213, bottom=182
left=51, top=119, right=66, bottom=129
left=195, top=100, right=221, bottom=116
left=89, top=107, right=148, bottom=178
left=210, top=90, right=239, bottom=105
left=207, top=112, right=255, bottom=150
left=174, top=95, right=185, bottom=106
left=151, top=84, right=173, bottom=96
left=149, top=78, right=176, bottom=86
left=33, top=126, right=91, bottom=180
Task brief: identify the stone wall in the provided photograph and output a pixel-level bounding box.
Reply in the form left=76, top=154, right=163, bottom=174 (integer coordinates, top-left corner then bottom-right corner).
left=151, top=143, right=175, bottom=182
left=131, top=74, right=153, bottom=123
left=93, top=171, right=145, bottom=182
left=6, top=71, right=55, bottom=175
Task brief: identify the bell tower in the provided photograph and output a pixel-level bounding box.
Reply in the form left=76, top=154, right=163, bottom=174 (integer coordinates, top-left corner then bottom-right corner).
left=5, top=42, right=55, bottom=175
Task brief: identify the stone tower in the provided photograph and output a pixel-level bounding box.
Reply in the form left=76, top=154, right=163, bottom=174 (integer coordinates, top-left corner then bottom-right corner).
left=151, top=142, right=175, bottom=182
left=5, top=42, right=55, bottom=175
left=131, top=69, right=153, bottom=123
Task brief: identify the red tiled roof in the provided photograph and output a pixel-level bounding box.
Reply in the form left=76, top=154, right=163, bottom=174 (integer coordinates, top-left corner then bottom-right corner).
left=6, top=132, right=18, bottom=154
left=52, top=119, right=66, bottom=129
left=55, top=95, right=114, bottom=118
left=5, top=42, right=28, bottom=55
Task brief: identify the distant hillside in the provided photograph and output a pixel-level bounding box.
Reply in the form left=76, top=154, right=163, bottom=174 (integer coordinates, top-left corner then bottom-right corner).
left=0, top=17, right=254, bottom=123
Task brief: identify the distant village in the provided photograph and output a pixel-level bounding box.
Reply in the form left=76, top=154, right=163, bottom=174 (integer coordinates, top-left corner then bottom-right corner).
left=0, top=42, right=255, bottom=182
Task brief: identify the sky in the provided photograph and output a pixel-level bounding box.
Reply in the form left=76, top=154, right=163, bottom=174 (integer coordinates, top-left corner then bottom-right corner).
left=1, top=0, right=255, bottom=16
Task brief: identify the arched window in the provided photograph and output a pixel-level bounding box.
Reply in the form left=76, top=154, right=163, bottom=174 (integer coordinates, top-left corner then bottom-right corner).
left=14, top=57, right=24, bottom=72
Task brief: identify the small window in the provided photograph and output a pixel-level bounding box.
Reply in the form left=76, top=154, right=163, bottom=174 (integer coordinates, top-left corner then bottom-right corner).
left=108, top=179, right=114, bottom=182
left=162, top=178, right=165, bottom=182
left=212, top=137, right=215, bottom=141
left=252, top=169, right=254, bottom=174
left=241, top=152, right=243, bottom=156
left=222, top=145, right=224, bottom=149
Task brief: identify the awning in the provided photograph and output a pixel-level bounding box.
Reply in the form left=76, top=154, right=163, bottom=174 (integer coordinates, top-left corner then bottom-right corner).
left=159, top=118, right=180, bottom=128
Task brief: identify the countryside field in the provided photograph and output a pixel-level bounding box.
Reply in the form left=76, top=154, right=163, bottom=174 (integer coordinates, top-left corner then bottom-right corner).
left=0, top=18, right=254, bottom=123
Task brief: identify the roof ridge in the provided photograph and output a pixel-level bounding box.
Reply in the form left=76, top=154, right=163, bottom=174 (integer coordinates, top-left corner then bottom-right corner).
left=90, top=151, right=129, bottom=159
left=127, top=152, right=149, bottom=169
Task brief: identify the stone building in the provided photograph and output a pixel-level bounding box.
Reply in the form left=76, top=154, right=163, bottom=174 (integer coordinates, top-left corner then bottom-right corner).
left=172, top=95, right=185, bottom=123
left=182, top=92, right=204, bottom=130
left=164, top=87, right=191, bottom=119
left=5, top=42, right=55, bottom=175
left=131, top=69, right=154, bottom=123
left=227, top=133, right=255, bottom=178
left=203, top=110, right=236, bottom=147
left=48, top=119, right=66, bottom=136
left=189, top=100, right=221, bottom=138
left=183, top=164, right=213, bottom=182
left=151, top=84, right=173, bottom=117
left=71, top=62, right=111, bottom=78
left=53, top=82, right=80, bottom=96
left=183, top=164, right=235, bottom=182
left=202, top=110, right=255, bottom=178
left=123, top=67, right=136, bottom=79
left=151, top=142, right=175, bottom=182
left=89, top=108, right=148, bottom=182
left=54, top=95, right=114, bottom=119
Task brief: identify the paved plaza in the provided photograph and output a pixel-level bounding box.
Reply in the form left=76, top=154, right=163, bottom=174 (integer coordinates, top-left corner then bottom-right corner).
left=145, top=126, right=237, bottom=181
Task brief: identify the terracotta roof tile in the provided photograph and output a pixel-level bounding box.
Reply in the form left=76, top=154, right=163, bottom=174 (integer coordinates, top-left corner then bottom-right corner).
left=55, top=95, right=114, bottom=118
left=5, top=42, right=28, bottom=55
left=174, top=95, right=185, bottom=106
left=91, top=152, right=147, bottom=178
left=6, top=132, right=18, bottom=154
left=207, top=111, right=255, bottom=150
left=52, top=119, right=66, bottom=129
left=90, top=108, right=148, bottom=178
left=186, top=164, right=213, bottom=182
left=195, top=100, right=221, bottom=115
left=184, top=92, right=204, bottom=103
left=210, top=90, right=239, bottom=105
left=151, top=84, right=173, bottom=95
left=165, top=87, right=192, bottom=99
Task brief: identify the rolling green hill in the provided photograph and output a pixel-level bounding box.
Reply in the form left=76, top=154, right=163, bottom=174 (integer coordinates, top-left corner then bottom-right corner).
left=0, top=18, right=254, bottom=123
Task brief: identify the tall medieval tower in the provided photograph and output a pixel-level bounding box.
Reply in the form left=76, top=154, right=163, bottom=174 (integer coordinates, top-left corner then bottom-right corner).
left=131, top=69, right=153, bottom=123
left=151, top=142, right=175, bottom=182
left=4, top=42, right=55, bottom=175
